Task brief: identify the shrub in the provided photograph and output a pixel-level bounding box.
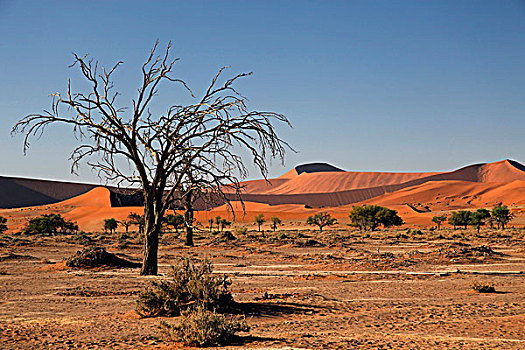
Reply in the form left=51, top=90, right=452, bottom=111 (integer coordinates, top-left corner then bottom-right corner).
left=136, top=258, right=233, bottom=317
left=275, top=232, right=288, bottom=240
left=158, top=305, right=248, bottom=347
left=234, top=226, right=248, bottom=235
left=471, top=280, right=496, bottom=293
left=65, top=246, right=138, bottom=268
left=407, top=229, right=422, bottom=235
left=0, top=216, right=7, bottom=234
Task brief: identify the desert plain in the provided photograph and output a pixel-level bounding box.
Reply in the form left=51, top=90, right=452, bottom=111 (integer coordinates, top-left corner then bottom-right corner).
left=1, top=160, right=524, bottom=349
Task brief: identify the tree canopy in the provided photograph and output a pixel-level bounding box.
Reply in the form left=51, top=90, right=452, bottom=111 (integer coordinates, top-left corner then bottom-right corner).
left=24, top=214, right=78, bottom=235
left=254, top=214, right=265, bottom=232
left=104, top=218, right=119, bottom=234
left=491, top=204, right=513, bottom=230
left=13, top=41, right=291, bottom=275
left=348, top=205, right=403, bottom=231
left=431, top=215, right=447, bottom=230
left=306, top=212, right=337, bottom=232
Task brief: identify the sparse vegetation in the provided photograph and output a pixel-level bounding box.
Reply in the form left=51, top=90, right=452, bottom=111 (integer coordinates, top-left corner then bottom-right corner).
left=65, top=247, right=138, bottom=268
left=492, top=204, right=513, bottom=230
left=164, top=213, right=185, bottom=233
left=234, top=226, right=248, bottom=235
left=271, top=216, right=282, bottom=232
left=348, top=205, right=403, bottom=231
left=254, top=214, right=265, bottom=232
left=23, top=214, right=78, bottom=235
left=158, top=305, right=248, bottom=347
left=136, top=258, right=233, bottom=317
left=470, top=209, right=491, bottom=233
left=0, top=216, right=7, bottom=234
left=219, top=219, right=231, bottom=232
left=307, top=212, right=337, bottom=232
left=431, top=215, right=447, bottom=230
left=128, top=213, right=145, bottom=234
left=103, top=218, right=118, bottom=234
left=471, top=280, right=496, bottom=293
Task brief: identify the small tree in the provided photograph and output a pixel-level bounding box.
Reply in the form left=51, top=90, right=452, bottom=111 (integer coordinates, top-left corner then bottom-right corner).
left=24, top=214, right=78, bottom=235
left=254, top=214, right=265, bottom=232
left=0, top=216, right=7, bottom=234
left=376, top=207, right=404, bottom=228
left=457, top=210, right=472, bottom=230
left=348, top=205, right=403, bottom=231
left=104, top=218, right=118, bottom=234
left=208, top=218, right=214, bottom=233
left=128, top=213, right=145, bottom=235
left=219, top=219, right=231, bottom=232
left=120, top=218, right=133, bottom=234
left=432, top=215, right=447, bottom=230
left=491, top=204, right=513, bottom=230
left=306, top=212, right=337, bottom=232
left=470, top=209, right=491, bottom=233
left=449, top=211, right=471, bottom=230
left=215, top=216, right=222, bottom=231
left=271, top=216, right=282, bottom=232
left=165, top=214, right=185, bottom=233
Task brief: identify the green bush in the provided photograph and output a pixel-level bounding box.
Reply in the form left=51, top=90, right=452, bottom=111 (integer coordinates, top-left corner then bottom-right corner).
left=158, top=305, right=248, bottom=347
left=24, top=214, right=78, bottom=235
left=136, top=258, right=233, bottom=317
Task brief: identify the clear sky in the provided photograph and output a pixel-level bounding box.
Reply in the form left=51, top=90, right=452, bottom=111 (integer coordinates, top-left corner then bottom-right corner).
left=1, top=0, right=524, bottom=183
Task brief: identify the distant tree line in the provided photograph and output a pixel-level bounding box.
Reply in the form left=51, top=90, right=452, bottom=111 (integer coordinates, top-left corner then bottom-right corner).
left=434, top=204, right=513, bottom=232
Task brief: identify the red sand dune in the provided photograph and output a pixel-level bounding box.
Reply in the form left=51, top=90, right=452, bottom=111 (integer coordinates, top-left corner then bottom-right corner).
left=229, top=159, right=525, bottom=208
left=1, top=159, right=524, bottom=230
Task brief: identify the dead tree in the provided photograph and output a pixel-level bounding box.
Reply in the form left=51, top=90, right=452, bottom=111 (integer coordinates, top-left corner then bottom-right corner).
left=13, top=41, right=291, bottom=275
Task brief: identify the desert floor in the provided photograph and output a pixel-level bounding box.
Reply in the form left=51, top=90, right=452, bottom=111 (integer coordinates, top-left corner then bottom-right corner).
left=1, top=228, right=524, bottom=349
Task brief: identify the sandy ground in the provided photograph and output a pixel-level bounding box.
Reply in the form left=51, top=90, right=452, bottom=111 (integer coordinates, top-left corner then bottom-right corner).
left=1, top=228, right=524, bottom=349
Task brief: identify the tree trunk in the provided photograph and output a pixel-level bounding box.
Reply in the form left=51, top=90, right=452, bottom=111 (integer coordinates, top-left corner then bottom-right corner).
left=141, top=225, right=158, bottom=275
left=141, top=197, right=163, bottom=276
left=184, top=191, right=194, bottom=247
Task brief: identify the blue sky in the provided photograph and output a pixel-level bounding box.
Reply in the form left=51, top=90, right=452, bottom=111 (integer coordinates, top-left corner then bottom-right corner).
left=1, top=0, right=524, bottom=182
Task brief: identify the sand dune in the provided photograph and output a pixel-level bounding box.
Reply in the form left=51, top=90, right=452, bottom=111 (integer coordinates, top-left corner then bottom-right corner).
left=231, top=159, right=525, bottom=208
left=1, top=159, right=524, bottom=230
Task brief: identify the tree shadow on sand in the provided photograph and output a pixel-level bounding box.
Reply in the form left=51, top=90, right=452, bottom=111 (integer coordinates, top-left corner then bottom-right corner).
left=230, top=300, right=325, bottom=317
left=221, top=301, right=325, bottom=346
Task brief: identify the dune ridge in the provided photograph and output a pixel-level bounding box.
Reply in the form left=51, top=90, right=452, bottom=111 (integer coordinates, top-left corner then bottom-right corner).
left=231, top=159, right=525, bottom=208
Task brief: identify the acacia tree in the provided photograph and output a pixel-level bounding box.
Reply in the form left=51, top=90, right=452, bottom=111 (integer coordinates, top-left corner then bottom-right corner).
left=128, top=213, right=145, bottom=235
left=254, top=214, right=265, bottom=232
left=492, top=204, right=513, bottom=230
left=13, top=41, right=290, bottom=275
left=431, top=215, right=447, bottom=230
left=104, top=218, right=118, bottom=234
left=470, top=209, right=491, bottom=233
left=271, top=216, right=282, bottom=232
left=306, top=212, right=337, bottom=232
